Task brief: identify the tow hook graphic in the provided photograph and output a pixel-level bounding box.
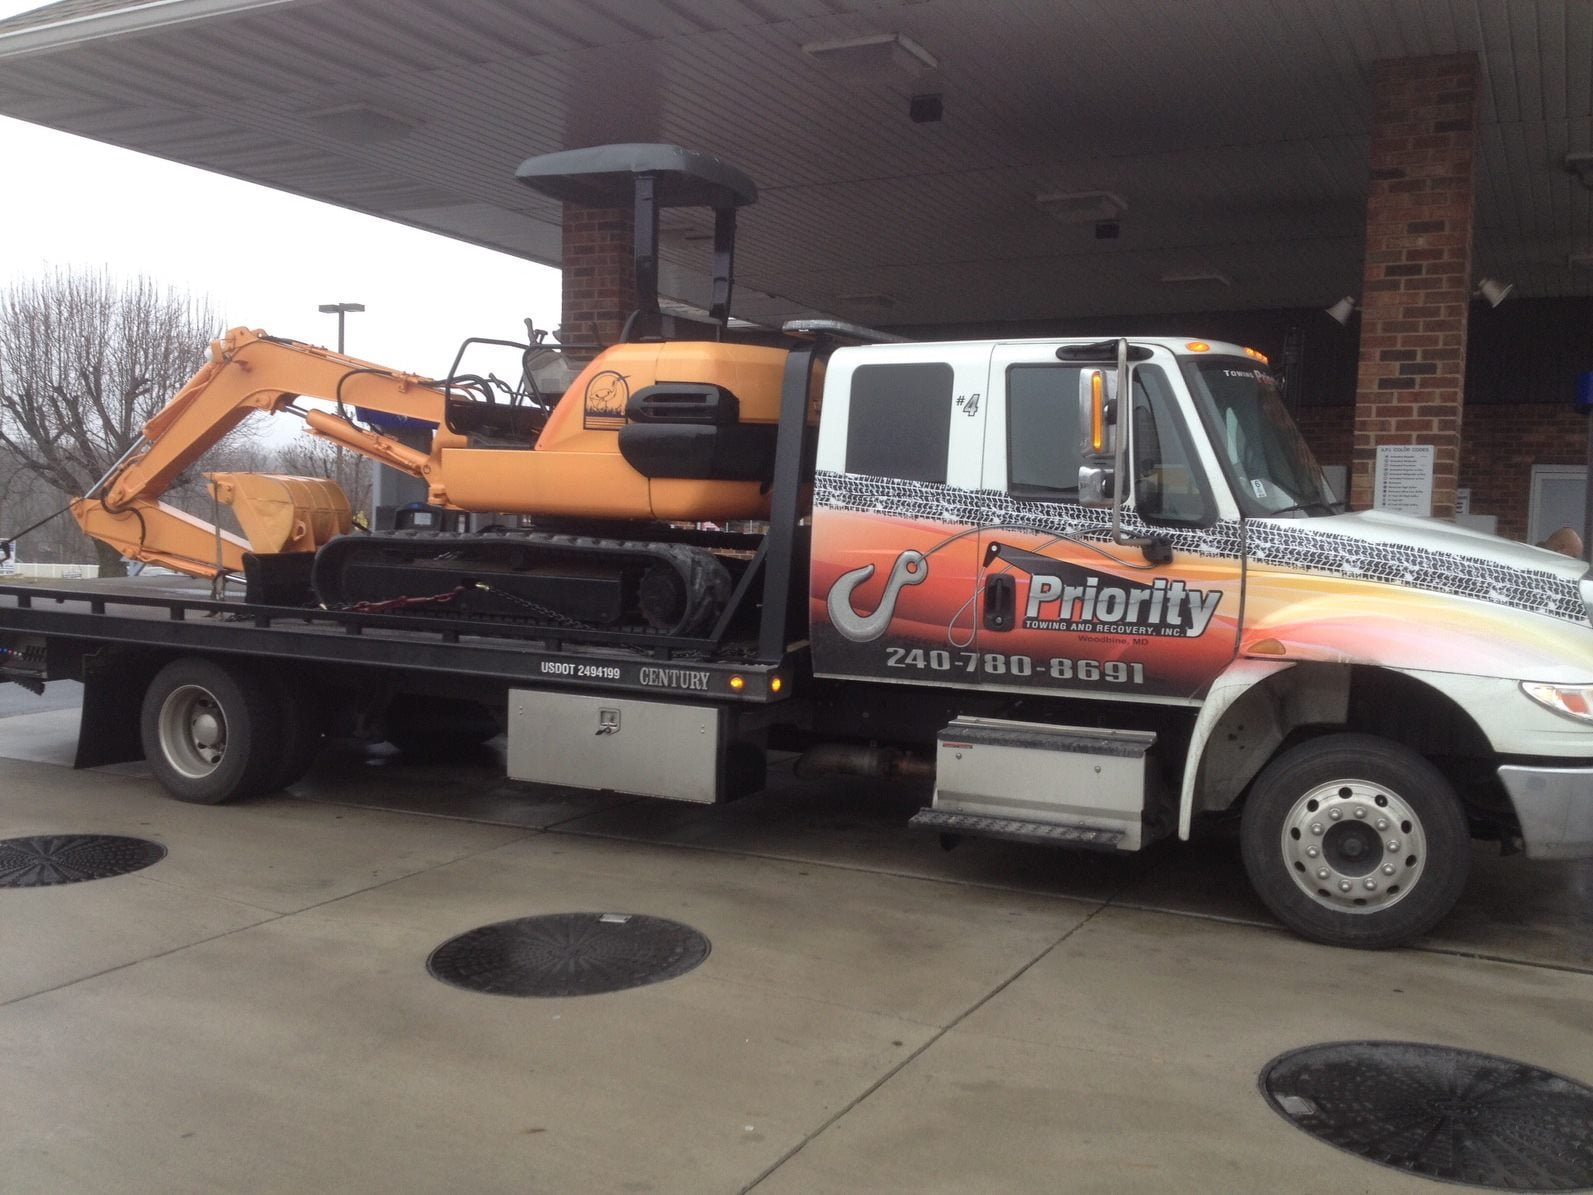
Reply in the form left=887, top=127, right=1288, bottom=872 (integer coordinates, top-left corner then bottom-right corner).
left=827, top=550, right=928, bottom=642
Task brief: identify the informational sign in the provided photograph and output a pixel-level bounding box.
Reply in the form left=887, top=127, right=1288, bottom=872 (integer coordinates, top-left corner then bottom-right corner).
left=1374, top=444, right=1435, bottom=517
left=1455, top=487, right=1471, bottom=515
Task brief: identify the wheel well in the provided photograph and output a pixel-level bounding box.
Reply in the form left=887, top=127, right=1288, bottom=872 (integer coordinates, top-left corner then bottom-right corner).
left=1192, top=663, right=1499, bottom=827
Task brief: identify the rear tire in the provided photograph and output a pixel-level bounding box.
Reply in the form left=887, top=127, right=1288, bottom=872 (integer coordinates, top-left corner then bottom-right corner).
left=261, top=669, right=325, bottom=791
left=1240, top=734, right=1470, bottom=949
left=140, top=658, right=282, bottom=804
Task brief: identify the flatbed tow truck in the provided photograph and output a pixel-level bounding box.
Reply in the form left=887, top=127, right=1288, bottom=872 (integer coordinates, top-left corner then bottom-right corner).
left=5, top=144, right=1593, bottom=951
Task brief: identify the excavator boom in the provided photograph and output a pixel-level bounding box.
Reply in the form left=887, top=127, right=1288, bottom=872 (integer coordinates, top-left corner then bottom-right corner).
left=74, top=328, right=451, bottom=577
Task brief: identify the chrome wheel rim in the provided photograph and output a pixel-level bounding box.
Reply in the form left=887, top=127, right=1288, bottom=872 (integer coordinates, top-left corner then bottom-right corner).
left=157, top=684, right=227, bottom=779
left=1280, top=779, right=1427, bottom=914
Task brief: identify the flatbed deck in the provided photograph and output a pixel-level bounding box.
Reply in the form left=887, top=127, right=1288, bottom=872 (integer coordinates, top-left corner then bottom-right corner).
left=0, top=577, right=787, bottom=703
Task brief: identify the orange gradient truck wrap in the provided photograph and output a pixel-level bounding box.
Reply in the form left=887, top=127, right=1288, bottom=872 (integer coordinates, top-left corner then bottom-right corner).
left=810, top=471, right=1593, bottom=700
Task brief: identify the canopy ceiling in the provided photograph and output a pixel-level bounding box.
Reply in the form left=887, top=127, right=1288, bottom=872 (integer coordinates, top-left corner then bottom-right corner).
left=0, top=0, right=1587, bottom=328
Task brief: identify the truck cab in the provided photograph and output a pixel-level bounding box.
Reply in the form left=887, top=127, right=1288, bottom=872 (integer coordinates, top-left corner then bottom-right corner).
left=808, top=335, right=1593, bottom=947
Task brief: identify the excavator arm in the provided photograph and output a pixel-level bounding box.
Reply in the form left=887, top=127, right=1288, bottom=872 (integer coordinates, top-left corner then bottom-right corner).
left=73, top=327, right=452, bottom=578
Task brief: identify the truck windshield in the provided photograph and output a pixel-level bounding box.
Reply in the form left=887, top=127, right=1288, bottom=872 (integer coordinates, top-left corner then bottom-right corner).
left=1181, top=358, right=1339, bottom=517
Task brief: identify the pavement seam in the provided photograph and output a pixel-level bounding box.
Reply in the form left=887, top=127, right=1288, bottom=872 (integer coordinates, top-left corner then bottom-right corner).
left=738, top=903, right=1110, bottom=1193
left=0, top=829, right=538, bottom=1010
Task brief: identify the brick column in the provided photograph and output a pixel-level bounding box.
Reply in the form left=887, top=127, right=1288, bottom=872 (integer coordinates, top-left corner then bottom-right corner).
left=560, top=202, right=635, bottom=356
left=1351, top=53, right=1480, bottom=517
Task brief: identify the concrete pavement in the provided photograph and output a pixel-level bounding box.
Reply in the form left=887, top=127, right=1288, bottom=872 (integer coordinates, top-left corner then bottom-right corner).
left=2, top=690, right=1592, bottom=1193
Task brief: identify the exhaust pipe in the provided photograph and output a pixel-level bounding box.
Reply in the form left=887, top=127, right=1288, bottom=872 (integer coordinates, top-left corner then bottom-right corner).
left=794, top=743, right=934, bottom=782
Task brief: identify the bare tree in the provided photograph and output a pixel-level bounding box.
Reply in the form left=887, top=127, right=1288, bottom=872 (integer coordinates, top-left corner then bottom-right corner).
left=0, top=271, right=225, bottom=576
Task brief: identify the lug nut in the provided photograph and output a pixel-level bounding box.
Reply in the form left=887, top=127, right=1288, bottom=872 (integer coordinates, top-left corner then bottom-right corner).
left=1353, top=808, right=1366, bottom=819
left=1306, top=847, right=1320, bottom=858
left=1382, top=864, right=1396, bottom=876
left=1329, top=809, right=1342, bottom=821
left=1317, top=868, right=1330, bottom=880
left=1376, top=819, right=1389, bottom=831
left=1338, top=880, right=1352, bottom=892
left=1387, top=840, right=1401, bottom=851
left=1310, top=823, right=1323, bottom=836
left=1363, top=879, right=1377, bottom=890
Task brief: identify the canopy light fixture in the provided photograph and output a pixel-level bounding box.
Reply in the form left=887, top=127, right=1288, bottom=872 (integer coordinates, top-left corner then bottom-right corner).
left=1036, top=189, right=1126, bottom=225
left=1159, top=270, right=1232, bottom=287
left=304, top=102, right=420, bottom=143
left=1324, top=296, right=1357, bottom=325
left=801, top=33, right=938, bottom=81
left=1475, top=277, right=1514, bottom=307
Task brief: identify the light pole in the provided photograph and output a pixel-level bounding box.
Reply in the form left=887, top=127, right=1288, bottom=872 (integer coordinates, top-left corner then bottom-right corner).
left=317, top=301, right=365, bottom=353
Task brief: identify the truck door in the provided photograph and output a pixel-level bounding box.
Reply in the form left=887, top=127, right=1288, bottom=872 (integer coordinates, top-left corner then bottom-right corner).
left=810, top=344, right=993, bottom=684
left=975, top=343, right=1242, bottom=701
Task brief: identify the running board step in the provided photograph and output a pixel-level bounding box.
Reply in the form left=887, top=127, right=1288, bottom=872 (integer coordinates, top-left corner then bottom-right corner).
left=909, top=808, right=1125, bottom=850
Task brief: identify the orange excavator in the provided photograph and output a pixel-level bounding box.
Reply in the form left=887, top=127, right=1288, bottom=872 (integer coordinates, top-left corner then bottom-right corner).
left=71, top=145, right=816, bottom=637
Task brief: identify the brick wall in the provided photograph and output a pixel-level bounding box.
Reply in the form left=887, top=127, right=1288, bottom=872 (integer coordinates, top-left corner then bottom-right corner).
left=1460, top=405, right=1587, bottom=542
left=560, top=202, right=635, bottom=354
left=1352, top=53, right=1480, bottom=518
left=1295, top=406, right=1354, bottom=474
left=1286, top=402, right=1585, bottom=544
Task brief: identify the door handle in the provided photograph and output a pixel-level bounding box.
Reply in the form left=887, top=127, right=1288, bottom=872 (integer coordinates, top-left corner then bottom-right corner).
left=983, top=573, right=1015, bottom=631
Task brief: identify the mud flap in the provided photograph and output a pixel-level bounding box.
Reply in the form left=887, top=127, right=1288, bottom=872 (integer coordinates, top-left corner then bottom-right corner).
left=75, top=649, right=157, bottom=769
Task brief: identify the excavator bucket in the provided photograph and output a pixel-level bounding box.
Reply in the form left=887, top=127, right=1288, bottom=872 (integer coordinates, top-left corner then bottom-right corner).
left=207, top=472, right=353, bottom=555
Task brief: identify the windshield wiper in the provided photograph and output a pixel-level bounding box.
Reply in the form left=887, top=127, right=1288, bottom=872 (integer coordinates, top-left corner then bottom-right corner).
left=1259, top=499, right=1344, bottom=518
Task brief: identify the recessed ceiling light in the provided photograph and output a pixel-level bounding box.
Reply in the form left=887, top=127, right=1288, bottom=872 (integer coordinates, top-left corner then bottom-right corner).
left=1036, top=190, right=1126, bottom=225
left=801, top=33, right=938, bottom=81
left=1159, top=271, right=1233, bottom=286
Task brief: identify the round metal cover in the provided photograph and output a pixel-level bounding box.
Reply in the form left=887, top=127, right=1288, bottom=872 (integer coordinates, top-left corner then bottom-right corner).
left=0, top=834, right=167, bottom=887
left=1261, top=1041, right=1593, bottom=1190
left=427, top=912, right=710, bottom=997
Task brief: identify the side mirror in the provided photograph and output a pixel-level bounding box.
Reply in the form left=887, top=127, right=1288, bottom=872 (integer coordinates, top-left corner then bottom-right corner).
left=1077, top=367, right=1120, bottom=509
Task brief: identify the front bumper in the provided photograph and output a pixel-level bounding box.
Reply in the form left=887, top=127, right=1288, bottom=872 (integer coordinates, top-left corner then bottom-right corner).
left=1497, top=764, right=1593, bottom=859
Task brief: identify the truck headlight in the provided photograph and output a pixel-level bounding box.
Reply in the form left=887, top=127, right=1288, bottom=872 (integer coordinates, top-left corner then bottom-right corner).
left=1522, top=681, right=1593, bottom=724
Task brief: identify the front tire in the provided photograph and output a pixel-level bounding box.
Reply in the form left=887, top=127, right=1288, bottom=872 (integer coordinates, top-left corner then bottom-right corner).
left=140, top=658, right=282, bottom=804
left=1240, top=734, right=1470, bottom=949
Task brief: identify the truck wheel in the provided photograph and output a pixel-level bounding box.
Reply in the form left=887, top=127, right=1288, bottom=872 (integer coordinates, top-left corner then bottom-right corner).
left=260, top=670, right=324, bottom=791
left=140, top=658, right=282, bottom=804
left=1239, top=734, right=1470, bottom=949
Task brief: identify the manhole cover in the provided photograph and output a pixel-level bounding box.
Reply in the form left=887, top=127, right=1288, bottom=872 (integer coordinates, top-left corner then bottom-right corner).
left=1261, top=1041, right=1593, bottom=1190
left=427, top=912, right=710, bottom=997
left=0, top=834, right=167, bottom=887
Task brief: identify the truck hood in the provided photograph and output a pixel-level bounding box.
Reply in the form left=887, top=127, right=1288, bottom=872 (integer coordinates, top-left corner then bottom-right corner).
left=1288, top=509, right=1590, bottom=585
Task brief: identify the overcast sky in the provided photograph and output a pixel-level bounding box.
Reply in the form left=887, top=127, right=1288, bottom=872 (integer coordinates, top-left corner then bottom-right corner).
left=0, top=4, right=563, bottom=380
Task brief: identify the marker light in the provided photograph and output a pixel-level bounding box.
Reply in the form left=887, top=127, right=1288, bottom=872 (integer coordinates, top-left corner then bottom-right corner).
left=1185, top=341, right=1210, bottom=353
left=1243, top=346, right=1270, bottom=364
left=770, top=676, right=783, bottom=694
left=1522, top=681, right=1593, bottom=723
left=729, top=674, right=746, bottom=692
left=1090, top=370, right=1106, bottom=452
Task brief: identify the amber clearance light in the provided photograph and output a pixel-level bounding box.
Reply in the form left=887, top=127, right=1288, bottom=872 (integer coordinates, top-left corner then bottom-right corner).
left=1090, top=370, right=1106, bottom=452
left=1243, top=346, right=1271, bottom=364
left=1185, top=341, right=1210, bottom=353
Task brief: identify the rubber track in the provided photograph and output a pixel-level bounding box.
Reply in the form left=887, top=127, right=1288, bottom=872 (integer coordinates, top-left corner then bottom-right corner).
left=312, top=530, right=732, bottom=638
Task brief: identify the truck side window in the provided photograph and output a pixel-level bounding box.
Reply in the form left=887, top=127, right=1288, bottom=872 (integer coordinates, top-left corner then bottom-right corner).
left=1006, top=364, right=1212, bottom=526
left=1126, top=366, right=1212, bottom=525
left=1008, top=365, right=1083, bottom=495
left=844, top=362, right=954, bottom=483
